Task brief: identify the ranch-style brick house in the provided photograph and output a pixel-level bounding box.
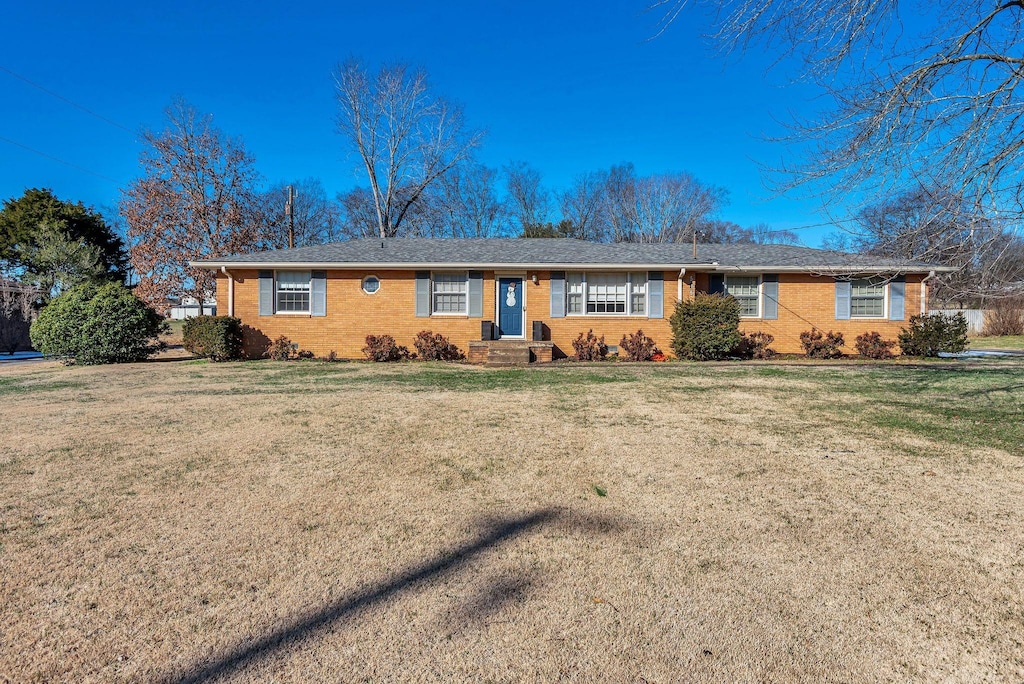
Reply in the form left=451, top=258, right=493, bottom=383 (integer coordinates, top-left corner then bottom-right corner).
left=191, top=238, right=954, bottom=361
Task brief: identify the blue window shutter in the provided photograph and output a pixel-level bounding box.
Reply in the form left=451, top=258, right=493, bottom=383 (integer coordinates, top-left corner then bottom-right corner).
left=550, top=271, right=566, bottom=318
left=708, top=273, right=725, bottom=295
left=648, top=271, right=664, bottom=318
left=889, top=275, right=905, bottom=320
left=835, top=280, right=851, bottom=320
left=468, top=271, right=483, bottom=317
left=311, top=271, right=327, bottom=317
left=258, top=270, right=274, bottom=316
left=415, top=271, right=430, bottom=317
left=762, top=274, right=778, bottom=320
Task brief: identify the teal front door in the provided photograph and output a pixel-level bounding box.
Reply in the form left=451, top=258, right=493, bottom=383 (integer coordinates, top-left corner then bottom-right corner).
left=498, top=277, right=524, bottom=337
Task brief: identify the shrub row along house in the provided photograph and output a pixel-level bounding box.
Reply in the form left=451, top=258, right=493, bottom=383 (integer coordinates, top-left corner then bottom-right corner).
left=191, top=238, right=953, bottom=361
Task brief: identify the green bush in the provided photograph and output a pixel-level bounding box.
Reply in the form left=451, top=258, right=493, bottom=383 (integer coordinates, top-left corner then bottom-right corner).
left=898, top=313, right=968, bottom=357
left=182, top=315, right=243, bottom=361
left=30, top=282, right=166, bottom=365
left=670, top=293, right=742, bottom=361
left=799, top=328, right=845, bottom=358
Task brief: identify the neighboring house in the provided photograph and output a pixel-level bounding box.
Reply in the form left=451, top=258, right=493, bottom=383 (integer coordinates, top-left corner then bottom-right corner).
left=165, top=296, right=217, bottom=320
left=191, top=238, right=954, bottom=360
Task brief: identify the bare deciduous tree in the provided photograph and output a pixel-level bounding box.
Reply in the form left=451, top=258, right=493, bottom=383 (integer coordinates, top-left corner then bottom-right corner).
left=603, top=164, right=727, bottom=243
left=121, top=99, right=266, bottom=312
left=505, top=161, right=551, bottom=233
left=335, top=59, right=483, bottom=238
left=560, top=170, right=610, bottom=241
left=0, top=279, right=36, bottom=354
left=435, top=163, right=509, bottom=237
left=750, top=222, right=800, bottom=245
left=261, top=179, right=341, bottom=249
left=852, top=188, right=1024, bottom=304
left=651, top=0, right=1024, bottom=286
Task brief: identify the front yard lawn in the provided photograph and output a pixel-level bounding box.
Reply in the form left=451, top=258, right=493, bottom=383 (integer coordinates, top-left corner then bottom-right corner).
left=970, top=334, right=1024, bottom=350
left=1, top=359, right=1022, bottom=681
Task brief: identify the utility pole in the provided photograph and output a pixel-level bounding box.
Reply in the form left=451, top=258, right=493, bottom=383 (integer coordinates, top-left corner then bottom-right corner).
left=285, top=185, right=295, bottom=249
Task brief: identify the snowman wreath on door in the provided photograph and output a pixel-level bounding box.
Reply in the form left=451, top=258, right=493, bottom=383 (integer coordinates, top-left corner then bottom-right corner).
left=505, top=282, right=517, bottom=308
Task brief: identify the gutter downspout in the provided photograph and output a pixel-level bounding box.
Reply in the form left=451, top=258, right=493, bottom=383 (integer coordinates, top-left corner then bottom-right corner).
left=920, top=270, right=936, bottom=315
left=221, top=266, right=234, bottom=317
left=678, top=268, right=686, bottom=303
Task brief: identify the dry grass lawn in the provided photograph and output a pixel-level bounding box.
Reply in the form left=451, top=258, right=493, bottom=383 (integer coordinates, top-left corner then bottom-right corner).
left=1, top=357, right=1023, bottom=682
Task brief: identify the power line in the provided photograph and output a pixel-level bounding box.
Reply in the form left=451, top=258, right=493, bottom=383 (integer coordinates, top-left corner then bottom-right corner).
left=0, top=64, right=134, bottom=134
left=0, top=135, right=120, bottom=183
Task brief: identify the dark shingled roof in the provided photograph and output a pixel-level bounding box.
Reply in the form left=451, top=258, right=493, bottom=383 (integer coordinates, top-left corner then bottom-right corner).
left=191, top=237, right=948, bottom=272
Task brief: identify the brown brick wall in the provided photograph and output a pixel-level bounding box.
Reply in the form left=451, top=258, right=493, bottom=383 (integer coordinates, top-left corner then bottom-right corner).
left=219, top=269, right=494, bottom=358
left=690, top=272, right=925, bottom=354
left=215, top=269, right=927, bottom=359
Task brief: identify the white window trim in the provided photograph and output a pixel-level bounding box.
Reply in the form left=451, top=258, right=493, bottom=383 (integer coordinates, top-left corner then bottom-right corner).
left=850, top=278, right=888, bottom=319
left=430, top=270, right=470, bottom=316
left=724, top=274, right=762, bottom=319
left=274, top=270, right=312, bottom=315
left=566, top=271, right=649, bottom=317
left=361, top=274, right=381, bottom=295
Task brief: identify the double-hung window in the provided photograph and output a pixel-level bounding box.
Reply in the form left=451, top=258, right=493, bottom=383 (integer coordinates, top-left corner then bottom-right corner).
left=851, top=278, right=885, bottom=317
left=276, top=271, right=311, bottom=313
left=724, top=276, right=760, bottom=318
left=567, top=273, right=585, bottom=314
left=432, top=272, right=468, bottom=314
left=566, top=272, right=647, bottom=316
left=587, top=273, right=627, bottom=313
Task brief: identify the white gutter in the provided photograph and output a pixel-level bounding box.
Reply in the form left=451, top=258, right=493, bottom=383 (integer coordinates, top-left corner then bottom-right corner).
left=920, top=269, right=936, bottom=315
left=677, top=268, right=685, bottom=302
left=221, top=266, right=234, bottom=317
left=189, top=261, right=713, bottom=271
left=190, top=260, right=955, bottom=274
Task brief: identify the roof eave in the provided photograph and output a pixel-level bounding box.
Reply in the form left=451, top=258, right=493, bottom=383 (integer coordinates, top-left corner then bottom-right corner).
left=191, top=260, right=955, bottom=273
left=191, top=261, right=709, bottom=270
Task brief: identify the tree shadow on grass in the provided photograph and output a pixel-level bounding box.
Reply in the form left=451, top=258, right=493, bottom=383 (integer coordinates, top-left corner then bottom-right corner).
left=167, top=507, right=619, bottom=683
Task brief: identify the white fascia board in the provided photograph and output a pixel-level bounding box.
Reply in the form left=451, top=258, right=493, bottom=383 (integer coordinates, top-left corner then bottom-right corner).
left=190, top=261, right=709, bottom=270
left=694, top=265, right=959, bottom=274
left=191, top=261, right=957, bottom=274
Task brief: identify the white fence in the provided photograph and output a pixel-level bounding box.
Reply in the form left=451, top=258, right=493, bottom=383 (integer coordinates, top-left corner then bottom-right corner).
left=929, top=309, right=985, bottom=334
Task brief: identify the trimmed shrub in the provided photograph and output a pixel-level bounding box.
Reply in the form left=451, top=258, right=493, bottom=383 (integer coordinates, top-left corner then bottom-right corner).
left=737, top=331, right=777, bottom=360
left=572, top=329, right=608, bottom=361
left=982, top=298, right=1024, bottom=337
left=854, top=331, right=896, bottom=359
left=268, top=335, right=294, bottom=361
left=619, top=329, right=659, bottom=362
left=898, top=313, right=968, bottom=357
left=182, top=315, right=243, bottom=361
left=670, top=293, right=742, bottom=361
left=800, top=328, right=845, bottom=359
left=30, top=282, right=166, bottom=365
left=362, top=334, right=410, bottom=362
left=413, top=330, right=464, bottom=361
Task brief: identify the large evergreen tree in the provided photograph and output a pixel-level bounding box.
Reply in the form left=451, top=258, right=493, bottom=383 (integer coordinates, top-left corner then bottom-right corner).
left=0, top=188, right=128, bottom=284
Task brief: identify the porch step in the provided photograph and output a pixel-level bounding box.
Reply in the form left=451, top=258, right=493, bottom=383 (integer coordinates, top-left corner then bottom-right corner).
left=468, top=339, right=555, bottom=365
left=486, top=345, right=530, bottom=367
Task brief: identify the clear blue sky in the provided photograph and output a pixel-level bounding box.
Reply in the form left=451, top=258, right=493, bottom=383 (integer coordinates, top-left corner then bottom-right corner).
left=1, top=0, right=833, bottom=244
